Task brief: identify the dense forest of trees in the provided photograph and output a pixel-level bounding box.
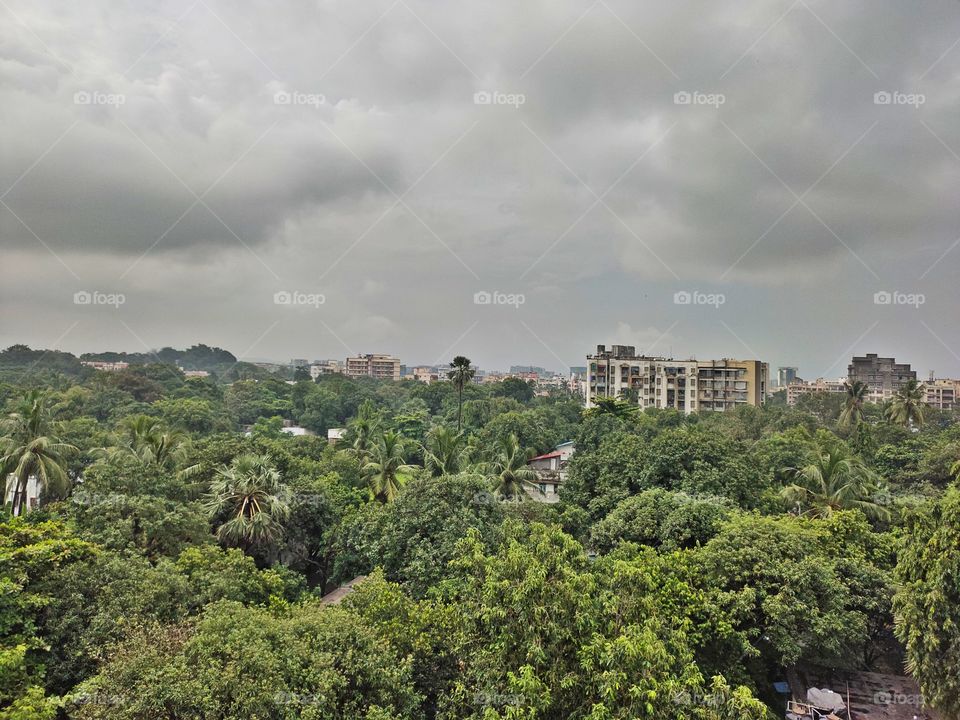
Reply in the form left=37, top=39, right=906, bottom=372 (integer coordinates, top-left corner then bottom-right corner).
left=1, top=344, right=958, bottom=719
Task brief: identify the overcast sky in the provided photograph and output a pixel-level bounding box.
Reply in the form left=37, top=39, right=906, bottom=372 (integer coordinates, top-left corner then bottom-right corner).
left=2, top=0, right=959, bottom=377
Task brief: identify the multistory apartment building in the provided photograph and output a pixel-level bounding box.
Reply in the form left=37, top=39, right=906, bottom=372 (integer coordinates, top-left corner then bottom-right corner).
left=786, top=378, right=846, bottom=406
left=847, top=354, right=916, bottom=402
left=345, top=354, right=401, bottom=381
left=925, top=379, right=958, bottom=410
left=585, top=346, right=766, bottom=414
left=697, top=359, right=768, bottom=411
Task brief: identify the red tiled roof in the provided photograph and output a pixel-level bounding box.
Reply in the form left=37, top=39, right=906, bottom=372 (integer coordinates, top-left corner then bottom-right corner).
left=529, top=450, right=562, bottom=462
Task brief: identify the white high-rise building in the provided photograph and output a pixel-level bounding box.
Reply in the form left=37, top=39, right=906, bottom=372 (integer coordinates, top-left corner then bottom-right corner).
left=584, top=345, right=768, bottom=414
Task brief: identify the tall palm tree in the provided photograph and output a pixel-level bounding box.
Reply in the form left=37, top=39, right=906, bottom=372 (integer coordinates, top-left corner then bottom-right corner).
left=1, top=390, right=76, bottom=515
left=348, top=416, right=378, bottom=462
left=447, top=356, right=475, bottom=432
left=885, top=380, right=926, bottom=428
left=363, top=430, right=416, bottom=502
left=583, top=396, right=638, bottom=421
left=101, top=414, right=199, bottom=478
left=422, top=425, right=466, bottom=476
left=839, top=380, right=869, bottom=427
left=487, top=433, right=540, bottom=502
left=203, top=454, right=291, bottom=552
left=781, top=442, right=890, bottom=520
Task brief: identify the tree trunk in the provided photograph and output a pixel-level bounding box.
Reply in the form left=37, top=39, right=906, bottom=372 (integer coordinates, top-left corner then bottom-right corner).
left=14, top=470, right=29, bottom=517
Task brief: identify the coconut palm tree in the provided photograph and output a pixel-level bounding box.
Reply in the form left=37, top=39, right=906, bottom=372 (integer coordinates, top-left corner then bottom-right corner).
left=447, top=356, right=475, bottom=432
left=100, top=414, right=199, bottom=479
left=1, top=390, right=76, bottom=515
left=347, top=416, right=378, bottom=461
left=885, top=380, right=926, bottom=428
left=781, top=442, right=890, bottom=520
left=422, top=425, right=466, bottom=476
left=839, top=380, right=869, bottom=427
left=203, top=454, right=291, bottom=552
left=583, top=396, right=638, bottom=421
left=487, top=433, right=540, bottom=502
left=363, top=430, right=417, bottom=502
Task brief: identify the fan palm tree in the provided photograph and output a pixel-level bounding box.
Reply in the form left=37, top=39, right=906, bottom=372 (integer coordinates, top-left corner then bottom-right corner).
left=781, top=442, right=890, bottom=520
left=1, top=390, right=76, bottom=515
left=203, top=454, right=291, bottom=552
left=447, top=356, right=475, bottom=432
left=885, top=380, right=926, bottom=428
left=487, top=433, right=540, bottom=502
left=422, top=425, right=466, bottom=476
left=839, top=380, right=869, bottom=427
left=363, top=430, right=417, bottom=502
left=583, top=396, right=639, bottom=421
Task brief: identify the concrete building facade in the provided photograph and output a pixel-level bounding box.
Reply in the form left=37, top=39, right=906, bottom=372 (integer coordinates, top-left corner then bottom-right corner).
left=585, top=345, right=767, bottom=414
left=345, top=354, right=401, bottom=381
left=847, top=354, right=916, bottom=402
left=786, top=378, right=846, bottom=406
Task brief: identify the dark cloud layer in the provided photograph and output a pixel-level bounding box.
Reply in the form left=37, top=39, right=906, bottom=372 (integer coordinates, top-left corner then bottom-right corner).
left=2, top=0, right=959, bottom=376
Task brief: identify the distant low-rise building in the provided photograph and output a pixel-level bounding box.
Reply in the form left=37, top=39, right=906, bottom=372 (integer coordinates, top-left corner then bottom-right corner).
left=81, top=361, right=129, bottom=372
left=345, top=354, right=401, bottom=381
left=280, top=426, right=314, bottom=437
left=405, top=366, right=445, bottom=384
left=309, top=361, right=343, bottom=380
left=786, top=378, right=846, bottom=406
left=4, top=474, right=39, bottom=514
left=526, top=441, right=575, bottom=502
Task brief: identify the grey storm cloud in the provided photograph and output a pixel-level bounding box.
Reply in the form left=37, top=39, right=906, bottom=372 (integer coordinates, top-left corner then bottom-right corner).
left=1, top=0, right=959, bottom=375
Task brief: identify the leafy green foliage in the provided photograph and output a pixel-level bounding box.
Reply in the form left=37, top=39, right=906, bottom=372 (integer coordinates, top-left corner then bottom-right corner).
left=893, top=485, right=960, bottom=717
